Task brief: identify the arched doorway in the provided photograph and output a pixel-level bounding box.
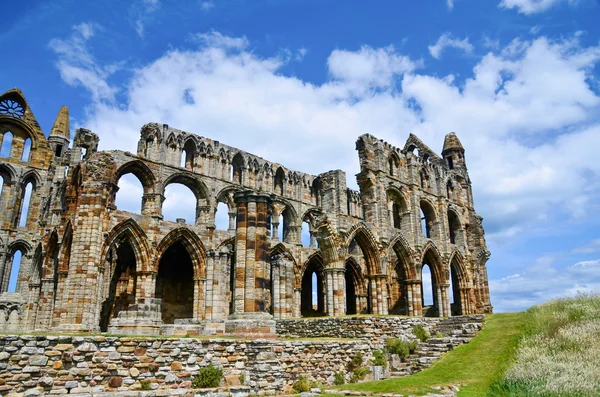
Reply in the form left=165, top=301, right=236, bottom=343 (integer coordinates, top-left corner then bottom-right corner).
left=99, top=239, right=137, bottom=332
left=420, top=247, right=442, bottom=317
left=155, top=241, right=194, bottom=324
left=300, top=258, right=324, bottom=317
left=344, top=259, right=364, bottom=315
left=389, top=260, right=409, bottom=315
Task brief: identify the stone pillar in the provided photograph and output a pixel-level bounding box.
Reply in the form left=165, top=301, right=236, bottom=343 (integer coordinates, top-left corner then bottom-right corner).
left=193, top=277, right=206, bottom=320
left=435, top=283, right=451, bottom=317
left=271, top=259, right=281, bottom=318
left=141, top=193, right=164, bottom=219
left=325, top=270, right=335, bottom=316
left=271, top=221, right=280, bottom=243
left=228, top=211, right=236, bottom=231
left=405, top=279, right=422, bottom=316
left=293, top=288, right=301, bottom=318
left=226, top=191, right=275, bottom=337
left=323, top=268, right=345, bottom=316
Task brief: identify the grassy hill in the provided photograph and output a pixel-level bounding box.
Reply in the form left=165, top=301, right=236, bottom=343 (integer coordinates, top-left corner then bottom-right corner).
left=330, top=294, right=600, bottom=396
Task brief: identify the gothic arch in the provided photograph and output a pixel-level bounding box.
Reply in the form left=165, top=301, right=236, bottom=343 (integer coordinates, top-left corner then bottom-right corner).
left=155, top=228, right=206, bottom=279
left=215, top=186, right=241, bottom=210
left=21, top=169, right=42, bottom=189
left=388, top=151, right=400, bottom=177
left=216, top=236, right=235, bottom=251
left=449, top=250, right=470, bottom=287
left=388, top=233, right=417, bottom=279
left=116, top=160, right=157, bottom=194
left=270, top=243, right=297, bottom=267
left=101, top=219, right=151, bottom=273
left=162, top=173, right=210, bottom=204
left=344, top=222, right=381, bottom=275
left=295, top=251, right=323, bottom=289
left=0, top=163, right=16, bottom=184
left=420, top=241, right=445, bottom=283
left=7, top=239, right=32, bottom=256
left=300, top=208, right=323, bottom=228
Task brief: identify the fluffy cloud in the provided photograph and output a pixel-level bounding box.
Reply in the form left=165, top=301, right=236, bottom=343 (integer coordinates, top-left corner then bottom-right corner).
left=428, top=33, right=473, bottom=59
left=490, top=256, right=600, bottom=312
left=499, top=0, right=579, bottom=14
left=328, top=46, right=419, bottom=88
left=48, top=23, right=120, bottom=102
left=50, top=29, right=600, bottom=257
left=446, top=0, right=455, bottom=9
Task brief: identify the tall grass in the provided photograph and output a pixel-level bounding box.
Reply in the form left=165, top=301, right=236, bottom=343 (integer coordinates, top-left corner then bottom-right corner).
left=489, top=293, right=600, bottom=396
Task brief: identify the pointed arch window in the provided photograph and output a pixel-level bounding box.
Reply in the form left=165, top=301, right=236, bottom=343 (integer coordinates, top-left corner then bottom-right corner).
left=21, top=138, right=31, bottom=162
left=18, top=181, right=34, bottom=227
left=1, top=131, right=13, bottom=158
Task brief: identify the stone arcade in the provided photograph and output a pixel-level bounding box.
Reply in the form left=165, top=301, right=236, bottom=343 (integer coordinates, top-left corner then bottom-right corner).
left=0, top=88, right=492, bottom=336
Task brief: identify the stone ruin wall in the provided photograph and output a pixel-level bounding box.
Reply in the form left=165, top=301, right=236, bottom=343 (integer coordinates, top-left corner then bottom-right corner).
left=0, top=315, right=484, bottom=396
left=0, top=88, right=492, bottom=336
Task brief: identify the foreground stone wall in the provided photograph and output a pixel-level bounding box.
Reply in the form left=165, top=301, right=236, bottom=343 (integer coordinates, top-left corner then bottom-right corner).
left=0, top=316, right=484, bottom=396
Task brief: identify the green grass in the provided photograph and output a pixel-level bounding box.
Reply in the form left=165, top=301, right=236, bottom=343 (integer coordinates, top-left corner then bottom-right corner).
left=333, top=312, right=526, bottom=396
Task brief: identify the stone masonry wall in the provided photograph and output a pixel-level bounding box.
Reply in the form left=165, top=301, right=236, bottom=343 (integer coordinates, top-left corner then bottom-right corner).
left=0, top=316, right=484, bottom=396
left=277, top=315, right=485, bottom=339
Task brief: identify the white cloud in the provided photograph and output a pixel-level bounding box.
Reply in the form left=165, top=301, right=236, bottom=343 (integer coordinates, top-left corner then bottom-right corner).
left=200, top=1, right=214, bottom=11
left=573, top=239, right=600, bottom=254
left=48, top=23, right=119, bottom=102
left=328, top=45, right=419, bottom=88
left=446, top=0, right=455, bottom=9
left=296, top=48, right=308, bottom=61
left=499, top=0, right=579, bottom=14
left=428, top=33, right=473, bottom=59
left=51, top=28, right=600, bottom=261
left=194, top=31, right=249, bottom=50
left=490, top=257, right=600, bottom=312
left=131, top=0, right=161, bottom=38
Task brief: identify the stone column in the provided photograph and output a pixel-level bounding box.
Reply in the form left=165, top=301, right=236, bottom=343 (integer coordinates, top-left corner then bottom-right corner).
left=323, top=268, right=345, bottom=316
left=405, top=279, right=422, bottom=316
left=271, top=259, right=281, bottom=318
left=228, top=211, right=236, bottom=231
left=193, top=278, right=206, bottom=320
left=141, top=193, right=164, bottom=219
left=293, top=288, right=301, bottom=318
left=226, top=191, right=275, bottom=337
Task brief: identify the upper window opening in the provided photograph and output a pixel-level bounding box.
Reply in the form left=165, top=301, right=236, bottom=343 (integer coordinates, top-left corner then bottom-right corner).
left=19, top=181, right=33, bottom=227
left=1, top=132, right=13, bottom=158
left=55, top=144, right=63, bottom=157
left=7, top=249, right=23, bottom=292
left=21, top=138, right=31, bottom=162
left=447, top=156, right=454, bottom=169
left=115, top=173, right=144, bottom=214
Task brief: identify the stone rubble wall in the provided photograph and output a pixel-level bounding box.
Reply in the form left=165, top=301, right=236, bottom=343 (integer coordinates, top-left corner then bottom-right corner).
left=0, top=316, right=484, bottom=396
left=276, top=315, right=485, bottom=339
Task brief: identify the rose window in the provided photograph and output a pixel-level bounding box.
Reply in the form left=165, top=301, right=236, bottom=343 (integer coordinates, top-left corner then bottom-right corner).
left=0, top=99, right=25, bottom=118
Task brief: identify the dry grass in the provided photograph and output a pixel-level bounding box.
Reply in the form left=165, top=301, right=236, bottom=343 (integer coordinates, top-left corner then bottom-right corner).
left=489, top=293, right=600, bottom=396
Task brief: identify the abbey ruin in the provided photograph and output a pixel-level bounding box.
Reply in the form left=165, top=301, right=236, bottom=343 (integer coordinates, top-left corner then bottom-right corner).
left=0, top=88, right=491, bottom=336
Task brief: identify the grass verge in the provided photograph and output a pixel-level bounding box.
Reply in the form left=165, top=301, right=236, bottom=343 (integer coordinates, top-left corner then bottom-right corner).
left=488, top=294, right=600, bottom=396
left=332, top=312, right=525, bottom=396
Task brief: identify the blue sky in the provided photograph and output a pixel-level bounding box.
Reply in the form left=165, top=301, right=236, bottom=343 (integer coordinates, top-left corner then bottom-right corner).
left=2, top=0, right=600, bottom=311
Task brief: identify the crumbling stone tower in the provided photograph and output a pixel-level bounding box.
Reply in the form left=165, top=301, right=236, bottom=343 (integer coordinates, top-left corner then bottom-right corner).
left=0, top=88, right=492, bottom=335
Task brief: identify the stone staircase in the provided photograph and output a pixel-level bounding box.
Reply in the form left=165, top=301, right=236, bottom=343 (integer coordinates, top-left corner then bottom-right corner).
left=388, top=315, right=485, bottom=378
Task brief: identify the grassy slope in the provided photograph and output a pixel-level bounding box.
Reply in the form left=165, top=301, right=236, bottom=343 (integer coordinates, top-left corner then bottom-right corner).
left=334, top=312, right=525, bottom=396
